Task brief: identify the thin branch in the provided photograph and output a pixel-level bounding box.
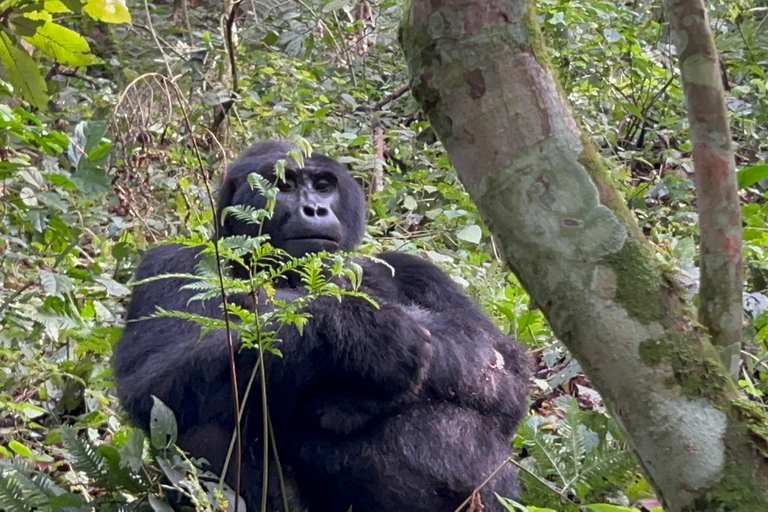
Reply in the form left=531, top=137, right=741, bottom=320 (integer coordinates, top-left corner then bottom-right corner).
left=212, top=1, right=243, bottom=133
left=371, top=119, right=384, bottom=194
left=665, top=0, right=743, bottom=376
left=373, top=84, right=410, bottom=111
left=153, top=74, right=243, bottom=511
left=142, top=0, right=174, bottom=79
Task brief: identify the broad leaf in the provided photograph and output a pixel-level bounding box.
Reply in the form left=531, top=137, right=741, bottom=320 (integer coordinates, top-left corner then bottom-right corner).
left=25, top=22, right=97, bottom=67
left=457, top=224, right=482, bottom=244
left=94, top=276, right=130, bottom=297
left=67, top=120, right=107, bottom=169
left=70, top=167, right=110, bottom=194
left=149, top=397, right=178, bottom=449
left=737, top=163, right=768, bottom=190
left=40, top=270, right=74, bottom=297
left=44, top=0, right=75, bottom=12
left=83, top=0, right=132, bottom=24
left=0, top=31, right=48, bottom=110
left=9, top=16, right=44, bottom=37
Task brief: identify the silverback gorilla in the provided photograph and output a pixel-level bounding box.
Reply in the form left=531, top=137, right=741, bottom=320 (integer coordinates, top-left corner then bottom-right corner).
left=113, top=141, right=530, bottom=511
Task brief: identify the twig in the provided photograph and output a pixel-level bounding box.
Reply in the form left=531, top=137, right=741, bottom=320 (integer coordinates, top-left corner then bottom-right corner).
left=142, top=0, right=174, bottom=79
left=131, top=23, right=187, bottom=59
left=154, top=73, right=243, bottom=511
left=212, top=1, right=243, bottom=133
left=44, top=63, right=99, bottom=85
left=373, top=84, right=410, bottom=111
left=371, top=118, right=384, bottom=194
left=453, top=457, right=512, bottom=512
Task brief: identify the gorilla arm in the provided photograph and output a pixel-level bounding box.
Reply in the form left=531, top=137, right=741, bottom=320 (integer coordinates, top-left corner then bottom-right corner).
left=114, top=244, right=432, bottom=434
left=113, top=244, right=261, bottom=433
left=375, top=252, right=531, bottom=433
left=264, top=290, right=433, bottom=430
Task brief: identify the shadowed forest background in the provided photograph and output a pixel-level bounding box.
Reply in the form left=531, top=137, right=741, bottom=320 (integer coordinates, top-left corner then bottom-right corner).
left=1, top=0, right=768, bottom=511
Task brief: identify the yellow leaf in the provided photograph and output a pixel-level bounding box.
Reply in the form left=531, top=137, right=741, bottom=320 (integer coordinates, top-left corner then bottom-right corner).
left=83, top=0, right=132, bottom=24
left=0, top=31, right=48, bottom=110
left=25, top=21, right=98, bottom=66
left=21, top=11, right=53, bottom=21
left=44, top=0, right=72, bottom=12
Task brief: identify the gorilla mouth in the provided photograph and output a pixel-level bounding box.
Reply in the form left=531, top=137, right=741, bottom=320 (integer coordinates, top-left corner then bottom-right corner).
left=290, top=235, right=340, bottom=244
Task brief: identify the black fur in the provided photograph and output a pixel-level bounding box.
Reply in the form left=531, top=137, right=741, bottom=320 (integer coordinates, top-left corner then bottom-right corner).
left=113, top=141, right=530, bottom=511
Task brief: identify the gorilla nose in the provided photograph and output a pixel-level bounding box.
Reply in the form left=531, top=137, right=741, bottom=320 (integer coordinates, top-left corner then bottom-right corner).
left=302, top=204, right=329, bottom=218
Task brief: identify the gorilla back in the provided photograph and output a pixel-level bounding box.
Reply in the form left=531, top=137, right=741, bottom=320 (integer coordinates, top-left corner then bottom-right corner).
left=113, top=140, right=530, bottom=512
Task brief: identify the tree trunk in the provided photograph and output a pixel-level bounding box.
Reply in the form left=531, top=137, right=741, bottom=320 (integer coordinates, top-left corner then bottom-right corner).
left=399, top=1, right=768, bottom=510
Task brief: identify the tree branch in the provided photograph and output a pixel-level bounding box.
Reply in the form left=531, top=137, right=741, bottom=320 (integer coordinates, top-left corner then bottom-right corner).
left=665, top=0, right=743, bottom=376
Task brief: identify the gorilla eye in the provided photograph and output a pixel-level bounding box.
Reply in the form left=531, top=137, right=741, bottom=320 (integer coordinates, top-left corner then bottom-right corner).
left=277, top=178, right=296, bottom=192
left=314, top=176, right=335, bottom=193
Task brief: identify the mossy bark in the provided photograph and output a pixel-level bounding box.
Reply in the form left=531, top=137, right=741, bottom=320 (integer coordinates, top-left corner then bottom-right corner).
left=399, top=1, right=768, bottom=510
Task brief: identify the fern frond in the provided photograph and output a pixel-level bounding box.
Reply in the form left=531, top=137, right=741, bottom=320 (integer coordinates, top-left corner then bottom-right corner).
left=0, top=463, right=33, bottom=512
left=222, top=204, right=272, bottom=227
left=60, top=426, right=107, bottom=481
left=148, top=308, right=227, bottom=330
left=577, top=450, right=637, bottom=491
left=561, top=399, right=591, bottom=482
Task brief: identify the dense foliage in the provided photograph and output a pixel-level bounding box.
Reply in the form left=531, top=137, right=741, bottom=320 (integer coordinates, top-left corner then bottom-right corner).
left=0, top=0, right=767, bottom=510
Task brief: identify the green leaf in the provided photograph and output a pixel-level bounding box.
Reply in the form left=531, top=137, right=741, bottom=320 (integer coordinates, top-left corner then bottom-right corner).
left=150, top=397, right=178, bottom=449
left=737, top=163, right=768, bottom=189
left=70, top=166, right=110, bottom=194
left=403, top=195, right=418, bottom=210
left=48, top=493, right=83, bottom=508
left=24, top=22, right=97, bottom=67
left=82, top=120, right=107, bottom=154
left=40, top=270, right=74, bottom=297
left=60, top=0, right=86, bottom=10
left=622, top=102, right=643, bottom=120
left=0, top=31, right=48, bottom=110
left=457, top=224, right=482, bottom=244
left=7, top=441, right=34, bottom=459
left=10, top=17, right=44, bottom=37
left=59, top=427, right=106, bottom=481
left=94, top=276, right=130, bottom=297
left=118, top=429, right=145, bottom=472
left=83, top=0, right=132, bottom=24
left=586, top=505, right=639, bottom=512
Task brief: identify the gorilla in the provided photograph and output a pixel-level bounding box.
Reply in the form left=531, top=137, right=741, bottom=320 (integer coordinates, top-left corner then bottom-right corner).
left=113, top=141, right=530, bottom=512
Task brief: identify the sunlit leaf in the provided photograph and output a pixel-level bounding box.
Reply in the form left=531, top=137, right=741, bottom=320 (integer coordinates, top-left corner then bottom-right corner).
left=44, top=0, right=74, bottom=12
left=0, top=31, right=48, bottom=110
left=7, top=441, right=34, bottom=459
left=24, top=22, right=98, bottom=67
left=83, top=0, right=132, bottom=24
left=622, top=102, right=643, bottom=120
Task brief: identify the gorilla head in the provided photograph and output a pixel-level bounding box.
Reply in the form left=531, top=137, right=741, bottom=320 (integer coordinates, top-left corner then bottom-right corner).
left=217, top=141, right=366, bottom=257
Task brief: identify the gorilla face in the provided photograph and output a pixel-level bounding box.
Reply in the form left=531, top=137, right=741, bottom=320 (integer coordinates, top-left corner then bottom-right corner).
left=217, top=141, right=366, bottom=257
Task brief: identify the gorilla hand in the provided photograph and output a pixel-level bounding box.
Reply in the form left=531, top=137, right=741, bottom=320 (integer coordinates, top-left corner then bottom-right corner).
left=306, top=296, right=434, bottom=398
